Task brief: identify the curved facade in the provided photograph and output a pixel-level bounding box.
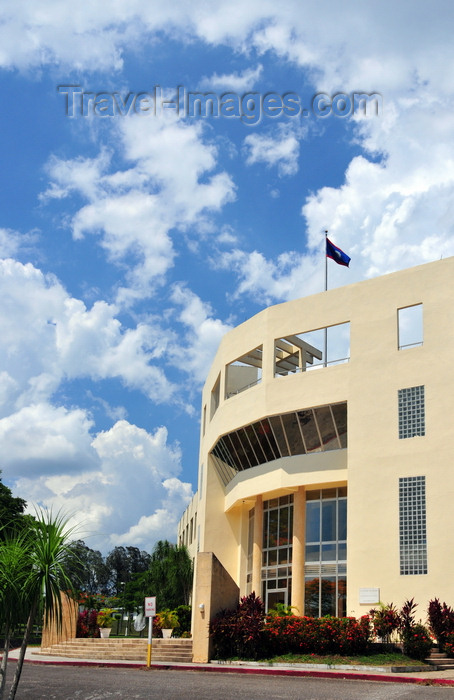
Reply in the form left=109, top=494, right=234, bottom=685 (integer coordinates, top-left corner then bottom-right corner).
left=180, top=257, right=454, bottom=660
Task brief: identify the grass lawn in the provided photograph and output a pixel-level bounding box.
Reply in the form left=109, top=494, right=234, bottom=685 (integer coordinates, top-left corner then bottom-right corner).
left=260, top=652, right=429, bottom=667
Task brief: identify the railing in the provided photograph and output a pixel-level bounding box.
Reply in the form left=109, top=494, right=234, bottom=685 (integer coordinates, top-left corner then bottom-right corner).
left=226, top=377, right=262, bottom=398
left=398, top=341, right=423, bottom=350
left=275, top=356, right=350, bottom=377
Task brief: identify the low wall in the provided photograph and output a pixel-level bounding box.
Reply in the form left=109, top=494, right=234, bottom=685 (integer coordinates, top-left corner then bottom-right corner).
left=41, top=594, right=78, bottom=648
left=192, top=552, right=239, bottom=663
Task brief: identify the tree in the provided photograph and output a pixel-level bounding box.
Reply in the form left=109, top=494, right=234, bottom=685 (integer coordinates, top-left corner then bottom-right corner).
left=105, top=545, right=151, bottom=595
left=125, top=540, right=193, bottom=612
left=5, top=509, right=78, bottom=700
left=0, top=473, right=27, bottom=536
left=0, top=532, right=30, bottom=699
left=63, top=540, right=111, bottom=594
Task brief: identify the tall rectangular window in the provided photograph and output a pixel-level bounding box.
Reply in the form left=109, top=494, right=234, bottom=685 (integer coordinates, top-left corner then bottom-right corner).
left=261, top=495, right=293, bottom=613
left=398, top=385, right=425, bottom=439
left=304, top=487, right=347, bottom=617
left=210, top=374, right=220, bottom=419
left=399, top=476, right=427, bottom=575
left=398, top=304, right=423, bottom=350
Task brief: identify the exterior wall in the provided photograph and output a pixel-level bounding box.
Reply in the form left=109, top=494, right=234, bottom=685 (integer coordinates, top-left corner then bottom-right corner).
left=182, top=257, right=454, bottom=638
left=192, top=552, right=239, bottom=663
left=178, top=492, right=198, bottom=561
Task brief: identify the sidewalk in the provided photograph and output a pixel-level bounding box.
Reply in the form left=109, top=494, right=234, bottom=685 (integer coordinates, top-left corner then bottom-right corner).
left=6, top=647, right=454, bottom=686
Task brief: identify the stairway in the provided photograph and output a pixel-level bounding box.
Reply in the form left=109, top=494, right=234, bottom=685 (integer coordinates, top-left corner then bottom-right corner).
left=36, top=637, right=193, bottom=664
left=425, top=646, right=454, bottom=670
left=149, top=639, right=193, bottom=663
left=37, top=638, right=149, bottom=661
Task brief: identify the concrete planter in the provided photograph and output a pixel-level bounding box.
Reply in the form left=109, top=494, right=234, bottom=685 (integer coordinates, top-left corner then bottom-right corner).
left=99, top=628, right=112, bottom=638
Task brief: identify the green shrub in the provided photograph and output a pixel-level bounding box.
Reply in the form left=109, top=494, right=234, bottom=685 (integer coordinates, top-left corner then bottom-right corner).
left=173, top=605, right=192, bottom=636
left=402, top=624, right=432, bottom=661
left=444, top=632, right=454, bottom=658
left=369, top=603, right=400, bottom=643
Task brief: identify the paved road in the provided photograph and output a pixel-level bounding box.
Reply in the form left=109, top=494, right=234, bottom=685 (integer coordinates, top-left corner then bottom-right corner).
left=6, top=665, right=452, bottom=700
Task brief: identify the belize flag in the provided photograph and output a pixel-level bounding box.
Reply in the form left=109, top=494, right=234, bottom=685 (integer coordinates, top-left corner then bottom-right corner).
left=326, top=238, right=351, bottom=267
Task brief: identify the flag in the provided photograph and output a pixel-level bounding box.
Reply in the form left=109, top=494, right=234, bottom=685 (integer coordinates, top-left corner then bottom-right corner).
left=326, top=238, right=351, bottom=267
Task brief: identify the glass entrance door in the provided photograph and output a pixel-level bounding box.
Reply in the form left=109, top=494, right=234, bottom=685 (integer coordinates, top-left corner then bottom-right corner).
left=266, top=588, right=288, bottom=613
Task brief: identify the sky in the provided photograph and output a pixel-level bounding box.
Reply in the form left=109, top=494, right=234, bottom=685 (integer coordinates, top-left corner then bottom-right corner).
left=1, top=1, right=454, bottom=554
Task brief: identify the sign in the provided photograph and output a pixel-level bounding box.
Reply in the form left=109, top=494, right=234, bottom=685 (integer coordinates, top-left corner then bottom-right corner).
left=144, top=596, right=156, bottom=617
left=359, top=588, right=380, bottom=605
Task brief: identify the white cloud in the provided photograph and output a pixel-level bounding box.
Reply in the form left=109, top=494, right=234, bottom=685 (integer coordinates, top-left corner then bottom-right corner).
left=43, top=113, right=236, bottom=305
left=13, top=419, right=192, bottom=552
left=170, top=284, right=233, bottom=384
left=0, top=258, right=176, bottom=413
left=0, top=228, right=26, bottom=258
left=0, top=403, right=97, bottom=477
left=243, top=124, right=302, bottom=176
left=217, top=249, right=322, bottom=305
left=199, top=64, right=263, bottom=91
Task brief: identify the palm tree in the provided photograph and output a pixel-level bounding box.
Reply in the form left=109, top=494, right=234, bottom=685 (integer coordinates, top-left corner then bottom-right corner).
left=0, top=533, right=31, bottom=699
left=6, top=509, right=78, bottom=700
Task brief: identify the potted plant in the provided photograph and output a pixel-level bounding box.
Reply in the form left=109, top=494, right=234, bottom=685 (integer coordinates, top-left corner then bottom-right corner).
left=97, top=608, right=115, bottom=638
left=156, top=610, right=179, bottom=638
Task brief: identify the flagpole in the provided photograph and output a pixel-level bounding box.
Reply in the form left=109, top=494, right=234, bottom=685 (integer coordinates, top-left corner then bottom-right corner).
left=324, top=230, right=328, bottom=367
left=324, top=230, right=328, bottom=292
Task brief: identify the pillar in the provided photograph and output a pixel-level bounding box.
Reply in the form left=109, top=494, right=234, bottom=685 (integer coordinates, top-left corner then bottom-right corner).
left=292, top=486, right=306, bottom=616
left=251, top=495, right=263, bottom=597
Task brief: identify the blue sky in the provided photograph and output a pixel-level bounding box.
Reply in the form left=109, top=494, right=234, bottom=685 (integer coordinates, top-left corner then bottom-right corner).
left=1, top=1, right=453, bottom=553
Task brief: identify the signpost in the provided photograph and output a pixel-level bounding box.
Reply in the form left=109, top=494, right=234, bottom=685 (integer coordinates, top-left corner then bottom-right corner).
left=144, top=597, right=156, bottom=667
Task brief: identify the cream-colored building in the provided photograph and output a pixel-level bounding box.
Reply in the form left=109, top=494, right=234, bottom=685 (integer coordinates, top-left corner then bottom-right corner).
left=179, top=257, right=454, bottom=659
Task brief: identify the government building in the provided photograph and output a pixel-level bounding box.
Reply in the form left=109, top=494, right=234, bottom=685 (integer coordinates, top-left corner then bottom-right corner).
left=178, top=257, right=454, bottom=661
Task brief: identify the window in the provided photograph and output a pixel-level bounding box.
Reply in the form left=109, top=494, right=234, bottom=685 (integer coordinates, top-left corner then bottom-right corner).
left=198, top=463, right=204, bottom=496
left=304, top=487, right=347, bottom=617
left=261, top=496, right=293, bottom=613
left=274, top=322, right=350, bottom=376
left=210, top=402, right=347, bottom=486
left=225, top=346, right=262, bottom=398
left=398, top=386, right=425, bottom=439
left=210, top=374, right=220, bottom=419
left=399, top=476, right=427, bottom=575
left=398, top=304, right=423, bottom=350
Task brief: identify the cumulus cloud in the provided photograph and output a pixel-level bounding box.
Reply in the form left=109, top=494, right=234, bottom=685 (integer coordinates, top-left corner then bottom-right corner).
left=0, top=403, right=97, bottom=477
left=243, top=124, right=302, bottom=177
left=216, top=249, right=323, bottom=305
left=199, top=64, right=263, bottom=91
left=0, top=228, right=28, bottom=258
left=43, top=113, right=236, bottom=305
left=0, top=258, right=175, bottom=414
left=169, top=284, right=233, bottom=384
left=13, top=419, right=192, bottom=552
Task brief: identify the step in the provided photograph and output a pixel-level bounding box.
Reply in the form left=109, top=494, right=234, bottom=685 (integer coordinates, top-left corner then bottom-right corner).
left=428, top=658, right=454, bottom=667
left=425, top=649, right=454, bottom=669
left=37, top=637, right=192, bottom=663
left=37, top=638, right=149, bottom=661
left=150, top=639, right=193, bottom=663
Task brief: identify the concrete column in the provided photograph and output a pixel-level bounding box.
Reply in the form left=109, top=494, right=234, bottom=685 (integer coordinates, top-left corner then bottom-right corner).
left=292, top=486, right=306, bottom=616
left=251, top=495, right=263, bottom=596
